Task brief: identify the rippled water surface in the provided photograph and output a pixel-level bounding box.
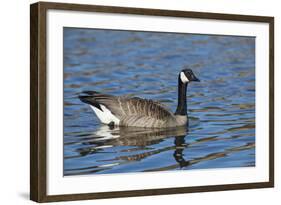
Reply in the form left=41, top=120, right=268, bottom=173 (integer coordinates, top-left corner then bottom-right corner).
left=63, top=28, right=255, bottom=176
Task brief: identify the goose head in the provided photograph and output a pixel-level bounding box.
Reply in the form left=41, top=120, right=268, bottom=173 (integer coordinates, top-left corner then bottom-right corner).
left=180, top=68, right=200, bottom=84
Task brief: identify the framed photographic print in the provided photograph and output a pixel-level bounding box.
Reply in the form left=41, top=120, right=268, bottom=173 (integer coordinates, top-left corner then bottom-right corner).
left=30, top=1, right=274, bottom=202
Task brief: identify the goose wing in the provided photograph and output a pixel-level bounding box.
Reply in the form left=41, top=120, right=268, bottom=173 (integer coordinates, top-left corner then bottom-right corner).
left=79, top=91, right=175, bottom=126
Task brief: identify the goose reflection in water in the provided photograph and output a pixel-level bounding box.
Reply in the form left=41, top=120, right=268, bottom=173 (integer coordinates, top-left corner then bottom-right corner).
left=64, top=125, right=254, bottom=175
left=76, top=126, right=187, bottom=156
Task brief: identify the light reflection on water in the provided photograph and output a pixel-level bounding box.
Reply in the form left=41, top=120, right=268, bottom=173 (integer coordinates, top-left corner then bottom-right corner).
left=63, top=28, right=255, bottom=176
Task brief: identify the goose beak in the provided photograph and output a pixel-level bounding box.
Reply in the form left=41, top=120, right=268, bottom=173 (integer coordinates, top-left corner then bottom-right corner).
left=192, top=76, right=200, bottom=82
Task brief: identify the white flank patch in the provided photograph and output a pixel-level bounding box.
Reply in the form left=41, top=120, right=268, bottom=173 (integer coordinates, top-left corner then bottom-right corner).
left=90, top=105, right=120, bottom=125
left=180, top=72, right=189, bottom=83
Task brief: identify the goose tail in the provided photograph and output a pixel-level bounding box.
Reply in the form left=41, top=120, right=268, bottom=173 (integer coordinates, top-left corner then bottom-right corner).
left=78, top=91, right=103, bottom=110
left=78, top=91, right=120, bottom=126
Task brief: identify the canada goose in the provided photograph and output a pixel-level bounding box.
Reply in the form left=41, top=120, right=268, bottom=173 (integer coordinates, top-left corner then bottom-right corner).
left=79, top=68, right=199, bottom=128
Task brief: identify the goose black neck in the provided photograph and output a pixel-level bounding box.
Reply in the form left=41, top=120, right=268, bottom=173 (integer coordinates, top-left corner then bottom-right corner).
left=175, top=76, right=188, bottom=116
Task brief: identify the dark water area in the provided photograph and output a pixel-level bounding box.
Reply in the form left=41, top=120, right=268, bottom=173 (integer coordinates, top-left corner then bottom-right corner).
left=63, top=28, right=255, bottom=176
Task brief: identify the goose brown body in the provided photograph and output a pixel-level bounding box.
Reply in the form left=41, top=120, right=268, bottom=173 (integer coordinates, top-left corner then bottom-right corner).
left=79, top=91, right=187, bottom=128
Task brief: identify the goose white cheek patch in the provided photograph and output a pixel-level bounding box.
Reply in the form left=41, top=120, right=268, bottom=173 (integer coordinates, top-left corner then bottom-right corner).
left=180, top=72, right=189, bottom=83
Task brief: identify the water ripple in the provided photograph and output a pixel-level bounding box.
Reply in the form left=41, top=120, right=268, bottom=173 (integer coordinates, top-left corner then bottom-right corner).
left=63, top=28, right=255, bottom=176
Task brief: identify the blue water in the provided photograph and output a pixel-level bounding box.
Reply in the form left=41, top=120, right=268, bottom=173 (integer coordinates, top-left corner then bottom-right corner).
left=63, top=28, right=255, bottom=176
